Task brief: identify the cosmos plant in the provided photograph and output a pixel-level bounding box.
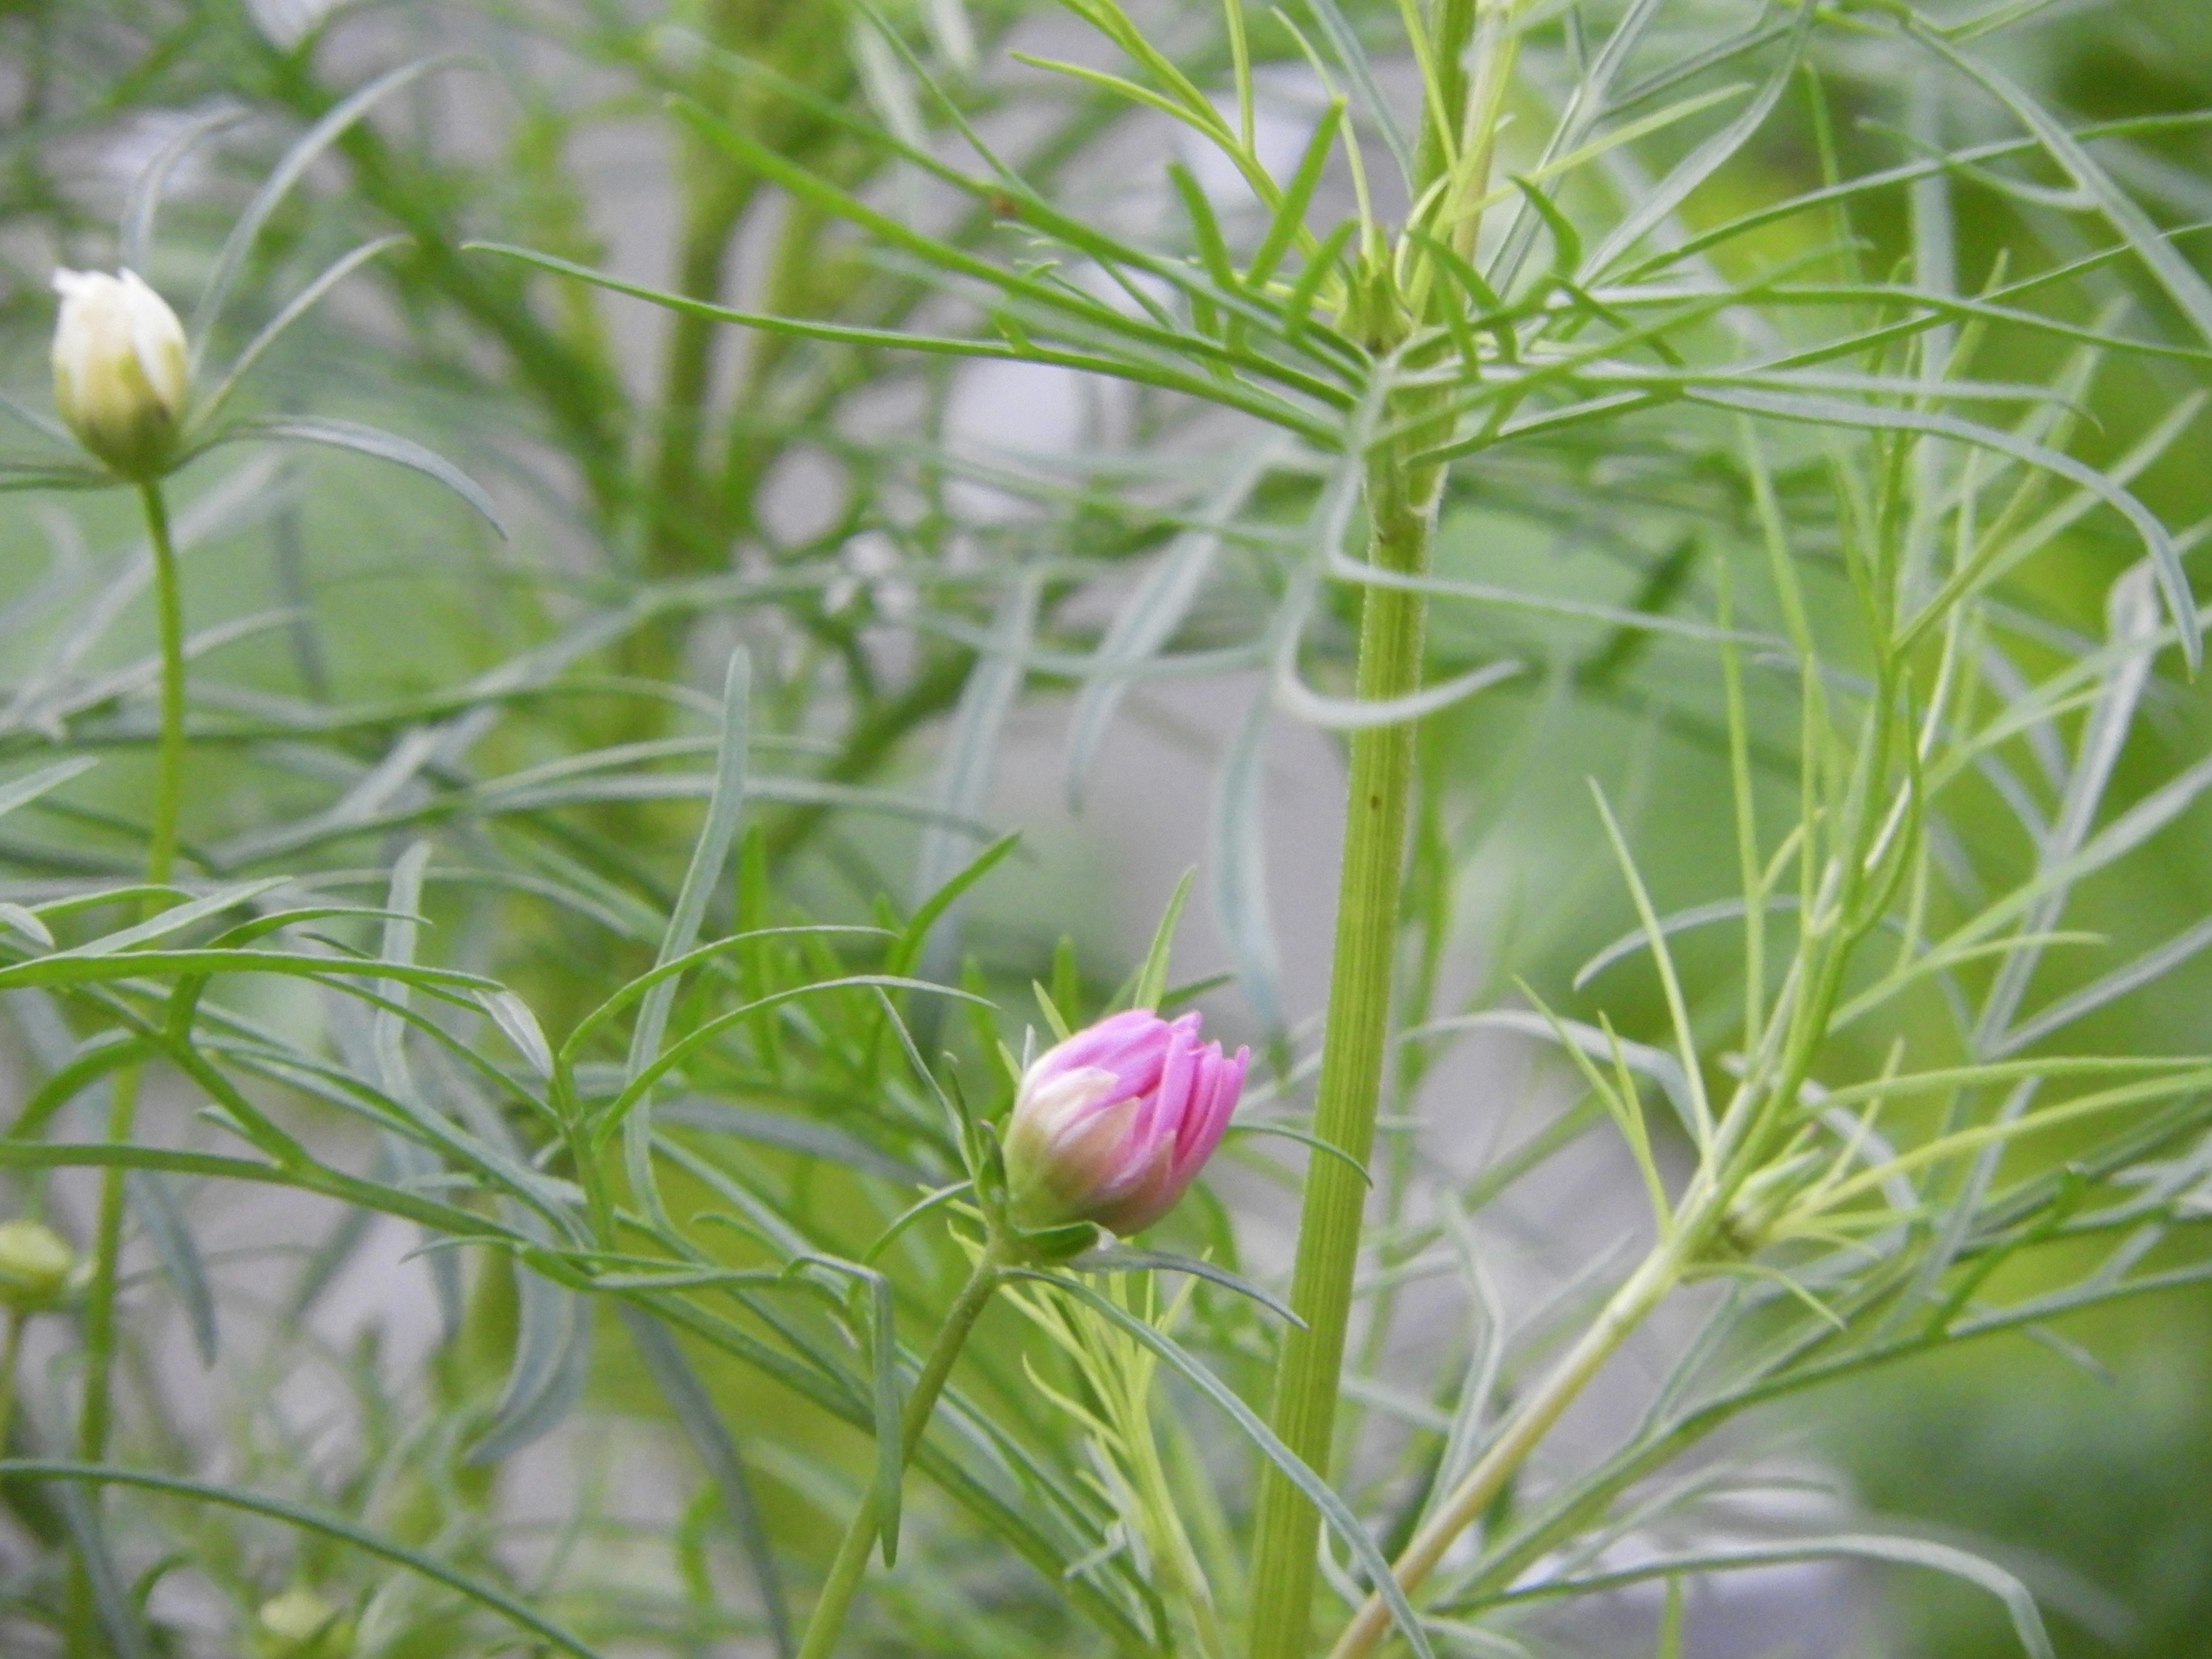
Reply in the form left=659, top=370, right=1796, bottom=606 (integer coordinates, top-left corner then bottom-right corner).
left=0, top=3, right=2209, bottom=1659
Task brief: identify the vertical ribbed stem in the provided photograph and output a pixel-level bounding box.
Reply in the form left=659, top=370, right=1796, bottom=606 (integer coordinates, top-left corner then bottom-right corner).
left=1246, top=448, right=1439, bottom=1659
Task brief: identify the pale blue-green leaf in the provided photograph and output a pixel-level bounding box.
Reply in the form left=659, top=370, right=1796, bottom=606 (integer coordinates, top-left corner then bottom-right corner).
left=620, top=1308, right=793, bottom=1657
left=1070, top=1247, right=1305, bottom=1325
left=0, top=387, right=73, bottom=449
left=54, top=877, right=293, bottom=957
left=54, top=1483, right=158, bottom=1659
left=1490, top=0, right=1666, bottom=290
left=1209, top=431, right=1362, bottom=1040
left=626, top=649, right=750, bottom=1226
left=1480, top=1532, right=2054, bottom=1659
left=1274, top=656, right=1524, bottom=730
left=121, top=105, right=251, bottom=275
left=921, top=0, right=976, bottom=68
left=1586, top=1, right=1815, bottom=279
left=1959, top=739, right=2212, bottom=965
left=391, top=1134, right=464, bottom=1338
left=659, top=1098, right=923, bottom=1185
left=286, top=1199, right=376, bottom=1322
left=367, top=843, right=468, bottom=1336
left=1413, top=1008, right=1698, bottom=1133
left=193, top=236, right=410, bottom=427
left=375, top=840, right=434, bottom=1103
left=190, top=58, right=456, bottom=358
left=851, top=14, right=929, bottom=153
left=0, top=756, right=99, bottom=825
left=1067, top=442, right=1282, bottom=807
left=1686, top=385, right=2198, bottom=671
left=1978, top=566, right=2161, bottom=1044
left=475, top=987, right=553, bottom=1078
left=0, top=903, right=53, bottom=950
left=6, top=1461, right=606, bottom=1657
left=1301, top=0, right=1415, bottom=191
left=130, top=1170, right=219, bottom=1364
left=1213, top=689, right=1285, bottom=1040
left=793, top=1255, right=906, bottom=1565
left=1014, top=1273, right=1437, bottom=1659
left=1998, top=914, right=2212, bottom=1058
left=1223, top=1120, right=1374, bottom=1183
left=1907, top=22, right=2212, bottom=353
left=230, top=418, right=506, bottom=537
left=1130, top=868, right=1195, bottom=1012
left=470, top=1261, right=593, bottom=1463
left=912, top=568, right=1039, bottom=964
left=1575, top=896, right=1797, bottom=990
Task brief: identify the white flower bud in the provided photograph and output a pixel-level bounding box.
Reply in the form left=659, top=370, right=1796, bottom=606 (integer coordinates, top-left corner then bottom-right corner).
left=0, top=1219, right=75, bottom=1312
left=50, top=268, right=190, bottom=479
left=254, top=1588, right=355, bottom=1659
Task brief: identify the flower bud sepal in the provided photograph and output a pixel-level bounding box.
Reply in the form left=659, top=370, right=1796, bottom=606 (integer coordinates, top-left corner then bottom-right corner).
left=1004, top=1218, right=1100, bottom=1265
left=0, top=1219, right=78, bottom=1314
left=958, top=1126, right=1096, bottom=1267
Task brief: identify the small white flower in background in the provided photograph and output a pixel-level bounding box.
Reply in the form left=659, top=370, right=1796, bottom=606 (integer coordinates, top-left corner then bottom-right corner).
left=246, top=0, right=350, bottom=49
left=0, top=1218, right=76, bottom=1312
left=50, top=268, right=190, bottom=480
left=253, top=1588, right=355, bottom=1659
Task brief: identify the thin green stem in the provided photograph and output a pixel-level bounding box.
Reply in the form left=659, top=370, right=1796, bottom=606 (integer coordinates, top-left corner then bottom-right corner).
left=0, top=1312, right=23, bottom=1454
left=73, top=1069, right=139, bottom=1471
left=794, top=1240, right=1009, bottom=1659
left=69, top=479, right=187, bottom=1654
left=1327, top=1229, right=1694, bottom=1658
left=1246, top=443, right=1441, bottom=1659
left=77, top=481, right=186, bottom=1464
left=140, top=482, right=186, bottom=892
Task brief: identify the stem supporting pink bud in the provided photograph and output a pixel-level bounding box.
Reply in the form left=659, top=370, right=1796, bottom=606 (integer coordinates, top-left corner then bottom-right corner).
left=1003, top=1008, right=1248, bottom=1237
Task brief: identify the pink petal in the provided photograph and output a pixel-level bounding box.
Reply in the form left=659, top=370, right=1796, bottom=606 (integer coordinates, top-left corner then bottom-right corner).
left=1134, top=1016, right=1199, bottom=1147
left=1169, top=1044, right=1246, bottom=1186
left=1037, top=1009, right=1168, bottom=1096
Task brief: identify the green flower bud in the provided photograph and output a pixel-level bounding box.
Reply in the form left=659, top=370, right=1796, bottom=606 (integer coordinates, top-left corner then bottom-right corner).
left=0, top=1219, right=75, bottom=1312
left=253, top=1589, right=355, bottom=1659
left=50, top=268, right=190, bottom=480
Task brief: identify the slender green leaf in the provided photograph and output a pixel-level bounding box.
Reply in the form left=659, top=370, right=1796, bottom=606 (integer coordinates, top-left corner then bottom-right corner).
left=1013, top=1272, right=1437, bottom=1659
left=225, top=418, right=507, bottom=537
left=3, top=1461, right=607, bottom=1658
left=620, top=1308, right=793, bottom=1657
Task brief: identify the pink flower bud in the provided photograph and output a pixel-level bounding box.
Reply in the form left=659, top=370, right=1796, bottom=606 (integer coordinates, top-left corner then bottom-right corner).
left=1004, top=1009, right=1248, bottom=1237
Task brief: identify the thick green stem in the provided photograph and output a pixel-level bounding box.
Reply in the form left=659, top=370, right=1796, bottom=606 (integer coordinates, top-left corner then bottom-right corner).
left=1246, top=449, right=1440, bottom=1659
left=794, top=1241, right=1008, bottom=1659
